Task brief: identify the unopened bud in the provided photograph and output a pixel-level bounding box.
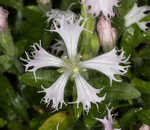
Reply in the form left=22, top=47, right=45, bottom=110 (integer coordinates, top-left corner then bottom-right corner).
left=37, top=0, right=52, bottom=12
left=139, top=124, right=150, bottom=130
left=0, top=7, right=8, bottom=32
left=39, top=0, right=50, bottom=5
left=97, top=16, right=117, bottom=52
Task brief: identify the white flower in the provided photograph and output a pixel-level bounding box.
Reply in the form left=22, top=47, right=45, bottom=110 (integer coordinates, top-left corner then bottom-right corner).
left=81, top=0, right=119, bottom=18
left=125, top=3, right=150, bottom=31
left=22, top=10, right=129, bottom=112
left=96, top=108, right=121, bottom=130
left=97, top=16, right=117, bottom=52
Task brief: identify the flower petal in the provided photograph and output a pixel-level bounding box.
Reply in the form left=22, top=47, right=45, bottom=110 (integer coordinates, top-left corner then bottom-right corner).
left=50, top=14, right=86, bottom=60
left=46, top=9, right=76, bottom=23
left=82, top=0, right=119, bottom=18
left=40, top=72, right=70, bottom=110
left=21, top=42, right=64, bottom=79
left=74, top=73, right=105, bottom=113
left=80, top=48, right=130, bottom=85
left=125, top=3, right=150, bottom=31
left=96, top=108, right=113, bottom=130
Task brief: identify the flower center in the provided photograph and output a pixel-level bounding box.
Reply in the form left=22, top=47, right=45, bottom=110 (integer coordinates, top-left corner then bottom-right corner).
left=60, top=56, right=81, bottom=75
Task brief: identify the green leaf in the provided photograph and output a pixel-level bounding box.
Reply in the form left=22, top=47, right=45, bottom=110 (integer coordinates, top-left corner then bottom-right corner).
left=0, top=31, right=17, bottom=58
left=118, top=0, right=135, bottom=16
left=120, top=24, right=143, bottom=56
left=0, top=0, right=22, bottom=10
left=0, top=55, right=13, bottom=71
left=7, top=120, right=29, bottom=130
left=137, top=109, right=150, bottom=126
left=18, top=6, right=47, bottom=43
left=133, top=61, right=150, bottom=80
left=20, top=70, right=59, bottom=87
left=0, top=118, right=7, bottom=128
left=132, top=78, right=150, bottom=95
left=0, top=76, right=28, bottom=121
left=120, top=109, right=138, bottom=130
left=39, top=111, right=74, bottom=130
left=107, top=83, right=141, bottom=101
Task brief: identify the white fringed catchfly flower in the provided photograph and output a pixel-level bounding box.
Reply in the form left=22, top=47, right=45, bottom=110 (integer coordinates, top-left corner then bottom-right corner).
left=96, top=108, right=121, bottom=130
left=125, top=3, right=150, bottom=31
left=22, top=10, right=129, bottom=112
left=81, top=0, right=120, bottom=18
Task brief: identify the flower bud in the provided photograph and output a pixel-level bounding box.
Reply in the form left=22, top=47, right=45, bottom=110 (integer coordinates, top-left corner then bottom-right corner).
left=97, top=16, right=117, bottom=52
left=37, top=0, right=52, bottom=12
left=39, top=0, right=50, bottom=5
left=0, top=7, right=8, bottom=32
left=139, top=124, right=150, bottom=130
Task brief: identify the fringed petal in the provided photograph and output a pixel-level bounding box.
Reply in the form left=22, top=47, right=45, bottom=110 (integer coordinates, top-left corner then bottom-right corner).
left=74, top=73, right=105, bottom=113
left=82, top=0, right=119, bottom=18
left=80, top=48, right=130, bottom=85
left=40, top=72, right=70, bottom=111
left=21, top=42, right=64, bottom=80
left=49, top=14, right=86, bottom=60
left=125, top=3, right=150, bottom=31
left=96, top=108, right=113, bottom=130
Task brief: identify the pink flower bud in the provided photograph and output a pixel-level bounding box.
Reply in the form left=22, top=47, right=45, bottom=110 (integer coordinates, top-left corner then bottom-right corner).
left=97, top=16, right=116, bottom=52
left=39, top=0, right=50, bottom=5
left=0, top=7, right=8, bottom=32
left=139, top=124, right=150, bottom=130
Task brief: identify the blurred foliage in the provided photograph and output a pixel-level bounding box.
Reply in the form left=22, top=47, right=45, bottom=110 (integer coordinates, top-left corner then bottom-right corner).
left=0, top=0, right=150, bottom=130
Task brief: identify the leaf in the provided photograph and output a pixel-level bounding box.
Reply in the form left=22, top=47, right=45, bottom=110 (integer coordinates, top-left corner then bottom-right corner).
left=18, top=6, right=47, bottom=43
left=132, top=78, right=150, bottom=95
left=0, top=118, right=7, bottom=128
left=0, top=31, right=17, bottom=58
left=117, top=0, right=135, bottom=16
left=120, top=24, right=143, bottom=56
left=120, top=109, right=138, bottom=130
left=133, top=61, right=150, bottom=80
left=0, top=55, right=13, bottom=71
left=20, top=70, right=59, bottom=87
left=39, top=111, right=74, bottom=130
left=7, top=120, right=29, bottom=130
left=0, top=76, right=29, bottom=121
left=0, top=0, right=22, bottom=10
left=137, top=109, right=150, bottom=126
left=106, top=82, right=141, bottom=101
